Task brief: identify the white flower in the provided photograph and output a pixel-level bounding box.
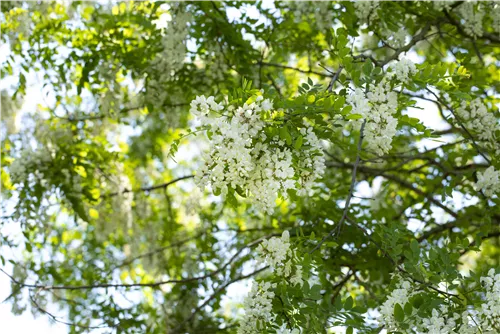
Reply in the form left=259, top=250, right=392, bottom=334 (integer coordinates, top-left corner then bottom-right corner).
left=458, top=2, right=485, bottom=38
left=353, top=0, right=379, bottom=22
left=478, top=269, right=500, bottom=330
left=238, top=281, right=277, bottom=334
left=256, top=231, right=292, bottom=272
left=390, top=58, right=417, bottom=83
left=276, top=324, right=301, bottom=334
left=347, top=80, right=399, bottom=156
left=290, top=265, right=304, bottom=287
left=379, top=280, right=413, bottom=331
left=191, top=93, right=325, bottom=213
left=261, top=99, right=273, bottom=111
left=456, top=98, right=499, bottom=154
left=475, top=166, right=500, bottom=197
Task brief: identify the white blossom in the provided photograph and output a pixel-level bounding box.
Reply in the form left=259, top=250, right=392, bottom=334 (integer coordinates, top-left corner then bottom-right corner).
left=238, top=281, right=277, bottom=334
left=456, top=98, right=499, bottom=154
left=478, top=268, right=500, bottom=330
left=475, top=166, right=500, bottom=197
left=379, top=280, right=413, bottom=331
left=256, top=231, right=293, bottom=275
left=191, top=93, right=325, bottom=213
left=390, top=57, right=417, bottom=83
left=288, top=1, right=333, bottom=31
left=353, top=0, right=379, bottom=23
left=418, top=305, right=460, bottom=334
left=290, top=265, right=304, bottom=287
left=347, top=80, right=399, bottom=156
left=276, top=324, right=301, bottom=334
left=458, top=2, right=485, bottom=38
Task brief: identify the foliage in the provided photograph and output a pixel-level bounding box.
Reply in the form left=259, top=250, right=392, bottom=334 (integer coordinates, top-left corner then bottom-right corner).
left=1, top=1, right=500, bottom=333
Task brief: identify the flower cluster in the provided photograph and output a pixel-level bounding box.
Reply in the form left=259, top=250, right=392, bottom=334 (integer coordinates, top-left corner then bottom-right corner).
left=383, top=28, right=408, bottom=49
left=151, top=8, right=189, bottom=76
left=418, top=305, right=462, bottom=334
left=255, top=231, right=303, bottom=287
left=390, top=57, right=418, bottom=83
left=238, top=281, right=277, bottom=334
left=456, top=98, right=499, bottom=155
left=380, top=270, right=500, bottom=333
left=9, top=147, right=53, bottom=185
left=432, top=1, right=453, bottom=12
left=288, top=1, right=333, bottom=31
left=478, top=268, right=500, bottom=329
left=434, top=0, right=500, bottom=37
left=276, top=325, right=301, bottom=334
left=347, top=80, right=399, bottom=156
left=256, top=231, right=292, bottom=275
left=379, top=280, right=413, bottom=331
left=353, top=0, right=379, bottom=23
left=191, top=94, right=325, bottom=213
left=144, top=6, right=191, bottom=111
left=239, top=231, right=303, bottom=333
left=458, top=2, right=485, bottom=38
left=475, top=166, right=500, bottom=197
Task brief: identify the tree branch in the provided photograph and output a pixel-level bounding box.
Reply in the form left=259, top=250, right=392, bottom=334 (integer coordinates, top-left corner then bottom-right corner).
left=104, top=175, right=194, bottom=198
left=309, top=120, right=367, bottom=254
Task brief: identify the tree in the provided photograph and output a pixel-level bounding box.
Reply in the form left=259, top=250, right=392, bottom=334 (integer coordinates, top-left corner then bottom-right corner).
left=1, top=1, right=499, bottom=333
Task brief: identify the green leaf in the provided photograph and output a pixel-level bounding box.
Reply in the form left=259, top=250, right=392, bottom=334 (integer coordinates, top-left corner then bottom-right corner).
left=363, top=60, right=373, bottom=76
left=346, top=113, right=363, bottom=120
left=346, top=327, right=353, bottom=334
left=334, top=296, right=343, bottom=310
left=344, top=296, right=353, bottom=310
left=279, top=126, right=292, bottom=146
left=334, top=96, right=345, bottom=111
left=294, top=135, right=304, bottom=150
left=404, top=302, right=413, bottom=316
left=410, top=239, right=420, bottom=258
left=394, top=303, right=405, bottom=322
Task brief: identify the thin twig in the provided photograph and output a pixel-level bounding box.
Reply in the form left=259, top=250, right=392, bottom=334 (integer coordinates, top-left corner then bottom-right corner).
left=309, top=120, right=366, bottom=254
left=104, top=175, right=194, bottom=198
left=258, top=61, right=332, bottom=78
left=327, top=66, right=344, bottom=93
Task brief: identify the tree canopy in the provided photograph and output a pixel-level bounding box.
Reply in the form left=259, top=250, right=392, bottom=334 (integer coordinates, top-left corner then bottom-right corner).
left=1, top=1, right=500, bottom=333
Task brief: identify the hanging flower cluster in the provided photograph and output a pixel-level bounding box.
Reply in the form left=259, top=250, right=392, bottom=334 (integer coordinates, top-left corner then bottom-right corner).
left=478, top=268, right=500, bottom=329
left=380, top=270, right=500, bottom=333
left=434, top=2, right=500, bottom=38
left=456, top=98, right=500, bottom=155
left=256, top=231, right=303, bottom=286
left=347, top=80, right=399, bottom=156
left=353, top=0, right=379, bottom=23
left=390, top=57, right=418, bottom=83
left=190, top=93, right=325, bottom=213
left=475, top=166, right=500, bottom=197
left=379, top=280, right=413, bottom=331
left=238, top=281, right=277, bottom=334
left=345, top=58, right=419, bottom=156
left=239, top=231, right=303, bottom=334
